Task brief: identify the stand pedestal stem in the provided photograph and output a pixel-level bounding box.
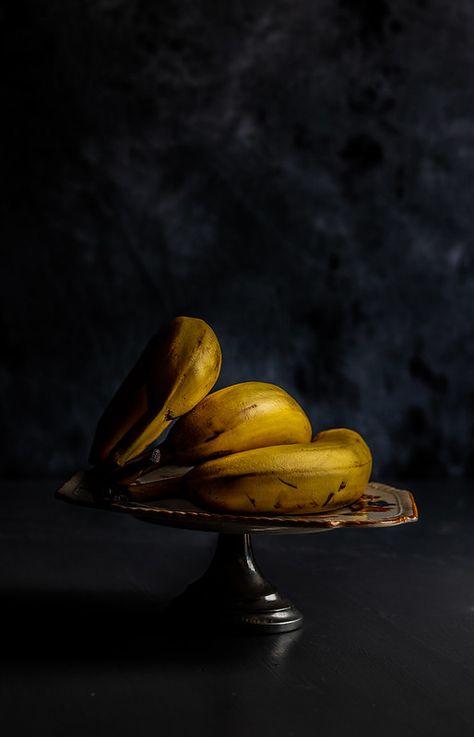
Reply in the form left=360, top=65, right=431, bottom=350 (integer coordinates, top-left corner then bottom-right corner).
left=170, top=533, right=303, bottom=634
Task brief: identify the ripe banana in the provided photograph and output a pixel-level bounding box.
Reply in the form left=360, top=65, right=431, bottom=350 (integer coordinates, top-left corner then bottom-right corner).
left=89, top=316, right=222, bottom=468
left=118, top=381, right=312, bottom=484
left=169, top=381, right=312, bottom=460
left=185, top=428, right=372, bottom=514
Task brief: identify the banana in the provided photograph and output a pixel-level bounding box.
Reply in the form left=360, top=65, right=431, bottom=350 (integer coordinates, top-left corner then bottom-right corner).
left=169, top=381, right=312, bottom=461
left=185, top=428, right=372, bottom=514
left=89, top=316, right=222, bottom=468
left=125, top=467, right=189, bottom=502
left=118, top=381, right=312, bottom=484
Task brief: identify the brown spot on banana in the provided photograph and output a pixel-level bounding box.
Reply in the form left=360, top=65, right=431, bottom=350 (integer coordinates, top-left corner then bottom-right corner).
left=277, top=477, right=298, bottom=489
left=204, top=429, right=225, bottom=442
left=323, top=492, right=335, bottom=507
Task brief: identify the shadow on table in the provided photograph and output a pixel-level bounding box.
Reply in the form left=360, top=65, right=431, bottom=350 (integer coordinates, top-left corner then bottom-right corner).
left=1, top=588, right=303, bottom=669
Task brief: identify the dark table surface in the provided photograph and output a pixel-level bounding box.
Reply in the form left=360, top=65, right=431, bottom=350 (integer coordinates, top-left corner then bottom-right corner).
left=1, top=479, right=473, bottom=737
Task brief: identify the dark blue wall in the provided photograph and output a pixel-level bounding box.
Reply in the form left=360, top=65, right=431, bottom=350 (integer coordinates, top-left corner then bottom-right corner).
left=1, top=0, right=473, bottom=478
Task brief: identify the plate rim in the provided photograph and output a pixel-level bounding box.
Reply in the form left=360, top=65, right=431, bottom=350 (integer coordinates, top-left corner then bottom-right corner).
left=56, top=474, right=418, bottom=533
left=109, top=481, right=418, bottom=531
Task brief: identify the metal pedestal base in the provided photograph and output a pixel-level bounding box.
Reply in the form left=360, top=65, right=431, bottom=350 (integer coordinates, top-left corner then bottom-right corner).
left=170, top=533, right=303, bottom=634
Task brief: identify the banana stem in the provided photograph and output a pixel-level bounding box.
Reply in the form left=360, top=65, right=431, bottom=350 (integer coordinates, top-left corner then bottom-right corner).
left=111, top=444, right=175, bottom=486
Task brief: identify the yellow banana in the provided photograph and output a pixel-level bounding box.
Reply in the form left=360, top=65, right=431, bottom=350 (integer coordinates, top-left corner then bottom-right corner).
left=186, top=428, right=372, bottom=514
left=169, top=381, right=312, bottom=461
left=89, top=316, right=222, bottom=468
left=119, top=382, right=312, bottom=483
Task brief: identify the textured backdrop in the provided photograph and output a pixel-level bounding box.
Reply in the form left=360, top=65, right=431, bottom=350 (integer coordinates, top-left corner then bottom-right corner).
left=1, top=0, right=473, bottom=478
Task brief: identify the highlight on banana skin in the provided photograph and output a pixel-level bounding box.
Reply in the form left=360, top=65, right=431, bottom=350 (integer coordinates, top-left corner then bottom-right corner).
left=89, top=315, right=372, bottom=514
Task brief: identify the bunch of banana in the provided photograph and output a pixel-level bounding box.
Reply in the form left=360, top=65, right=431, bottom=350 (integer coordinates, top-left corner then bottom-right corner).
left=117, top=381, right=312, bottom=485
left=127, top=428, right=372, bottom=513
left=89, top=316, right=222, bottom=470
left=86, top=313, right=373, bottom=514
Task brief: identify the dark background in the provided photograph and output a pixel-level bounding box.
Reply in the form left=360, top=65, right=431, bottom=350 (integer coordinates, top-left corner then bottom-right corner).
left=2, top=6, right=474, bottom=733
left=1, top=0, right=473, bottom=480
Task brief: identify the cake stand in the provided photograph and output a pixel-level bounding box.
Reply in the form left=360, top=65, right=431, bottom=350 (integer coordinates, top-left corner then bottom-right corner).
left=57, top=472, right=418, bottom=634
